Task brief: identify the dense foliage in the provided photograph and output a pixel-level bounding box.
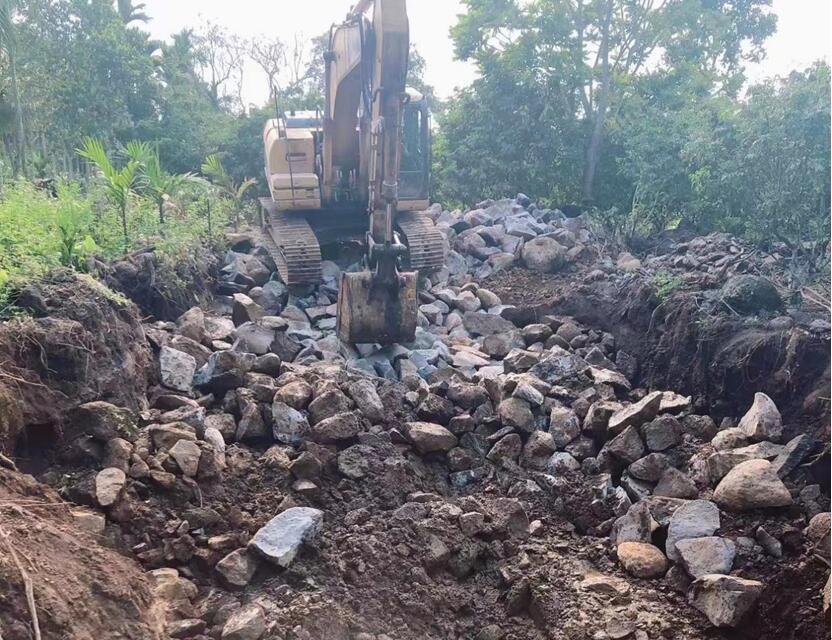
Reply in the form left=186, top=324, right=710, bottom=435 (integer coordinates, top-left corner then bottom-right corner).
left=434, top=0, right=830, bottom=246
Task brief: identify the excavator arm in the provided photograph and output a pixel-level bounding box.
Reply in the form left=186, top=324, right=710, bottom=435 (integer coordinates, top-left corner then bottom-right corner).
left=336, top=0, right=419, bottom=344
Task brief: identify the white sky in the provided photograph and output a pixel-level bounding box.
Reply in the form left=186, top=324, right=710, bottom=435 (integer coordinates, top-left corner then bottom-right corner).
left=141, top=0, right=830, bottom=104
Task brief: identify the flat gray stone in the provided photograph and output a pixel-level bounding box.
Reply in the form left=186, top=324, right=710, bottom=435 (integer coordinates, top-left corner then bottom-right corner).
left=676, top=536, right=736, bottom=578
left=666, top=500, right=720, bottom=561
left=249, top=507, right=324, bottom=568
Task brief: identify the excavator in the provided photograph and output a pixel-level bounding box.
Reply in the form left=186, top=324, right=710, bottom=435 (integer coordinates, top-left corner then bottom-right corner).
left=260, top=0, right=445, bottom=345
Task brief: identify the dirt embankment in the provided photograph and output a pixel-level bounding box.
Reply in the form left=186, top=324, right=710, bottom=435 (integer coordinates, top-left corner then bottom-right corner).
left=0, top=270, right=153, bottom=456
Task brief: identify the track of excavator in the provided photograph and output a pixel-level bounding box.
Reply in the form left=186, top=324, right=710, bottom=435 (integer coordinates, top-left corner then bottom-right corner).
left=259, top=199, right=322, bottom=286
left=258, top=199, right=446, bottom=286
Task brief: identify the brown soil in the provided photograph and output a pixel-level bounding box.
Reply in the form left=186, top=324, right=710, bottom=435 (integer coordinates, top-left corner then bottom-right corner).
left=0, top=270, right=152, bottom=455
left=0, top=467, right=164, bottom=640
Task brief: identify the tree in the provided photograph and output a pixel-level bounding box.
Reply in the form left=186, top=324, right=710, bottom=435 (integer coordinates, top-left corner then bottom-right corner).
left=77, top=137, right=141, bottom=254
left=192, top=22, right=246, bottom=112
left=201, top=154, right=256, bottom=229
left=447, top=0, right=777, bottom=202
left=115, top=0, right=148, bottom=24
left=125, top=141, right=198, bottom=224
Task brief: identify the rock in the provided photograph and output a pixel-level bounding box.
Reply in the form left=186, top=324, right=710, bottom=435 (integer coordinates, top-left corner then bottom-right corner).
left=71, top=508, right=106, bottom=534
left=738, top=393, right=782, bottom=442
left=337, top=444, right=373, bottom=479
left=616, top=542, right=668, bottom=578
left=159, top=347, right=197, bottom=393
left=521, top=236, right=566, bottom=272
left=67, top=401, right=137, bottom=442
left=148, top=423, right=197, bottom=450
left=103, top=437, right=132, bottom=472
left=612, top=502, right=657, bottom=544
left=233, top=323, right=276, bottom=355
left=271, top=401, right=310, bottom=445
left=806, top=513, right=831, bottom=558
left=682, top=415, right=718, bottom=440
left=546, top=451, right=581, bottom=474
left=676, top=537, right=736, bottom=578
left=408, top=422, right=458, bottom=454
left=607, top=425, right=645, bottom=464
left=713, top=459, right=792, bottom=511
left=617, top=252, right=642, bottom=272
left=308, top=388, right=353, bottom=424
left=607, top=391, right=663, bottom=435
left=628, top=453, right=670, bottom=482
left=529, top=349, right=589, bottom=386
left=549, top=407, right=580, bottom=447
left=309, top=412, right=362, bottom=443
left=169, top=440, right=202, bottom=477
left=417, top=393, right=456, bottom=424
left=521, top=431, right=556, bottom=468
left=711, top=427, right=749, bottom=451
left=215, top=548, right=259, bottom=588
left=666, top=500, right=720, bottom=561
left=176, top=307, right=206, bottom=343
left=721, top=274, right=782, bottom=315
left=771, top=434, right=813, bottom=478
left=689, top=574, right=764, bottom=628
left=347, top=379, right=385, bottom=422
left=487, top=433, right=522, bottom=465
left=463, top=310, right=516, bottom=336
left=653, top=467, right=698, bottom=499
left=641, top=415, right=682, bottom=452
left=194, top=351, right=254, bottom=394
left=497, top=398, right=535, bottom=433
left=274, top=380, right=313, bottom=410
left=95, top=467, right=126, bottom=507
left=221, top=603, right=267, bottom=640
left=249, top=507, right=324, bottom=568
left=755, top=527, right=782, bottom=558
left=231, top=294, right=264, bottom=327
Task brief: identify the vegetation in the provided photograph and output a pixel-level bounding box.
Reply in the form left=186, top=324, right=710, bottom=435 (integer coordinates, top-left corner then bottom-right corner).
left=0, top=0, right=826, bottom=308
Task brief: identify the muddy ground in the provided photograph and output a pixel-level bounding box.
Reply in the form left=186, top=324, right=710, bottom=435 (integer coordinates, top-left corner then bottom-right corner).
left=0, top=201, right=829, bottom=640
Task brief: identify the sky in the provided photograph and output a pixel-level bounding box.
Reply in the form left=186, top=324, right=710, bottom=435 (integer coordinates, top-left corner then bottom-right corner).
left=141, top=0, right=831, bottom=105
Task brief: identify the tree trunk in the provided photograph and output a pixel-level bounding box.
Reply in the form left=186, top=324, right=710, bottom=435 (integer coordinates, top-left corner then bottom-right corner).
left=10, top=52, right=26, bottom=178
left=582, top=0, right=613, bottom=203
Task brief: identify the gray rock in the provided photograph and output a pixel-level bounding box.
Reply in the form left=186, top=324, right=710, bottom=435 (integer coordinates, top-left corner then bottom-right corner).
left=159, top=346, right=196, bottom=393
left=337, top=444, right=373, bottom=479
left=462, top=311, right=516, bottom=336
left=612, top=502, right=657, bottom=545
left=607, top=425, right=645, bottom=464
left=738, top=392, right=782, bottom=442
left=689, top=574, right=764, bottom=628
left=194, top=350, right=255, bottom=394
left=755, top=526, right=782, bottom=558
left=607, top=391, right=663, bottom=435
left=521, top=236, right=567, bottom=272
left=653, top=467, right=698, bottom=499
left=771, top=434, right=813, bottom=478
left=711, top=427, right=749, bottom=451
left=666, top=500, right=720, bottom=561
left=676, top=536, right=736, bottom=578
left=642, top=415, right=682, bottom=452
left=546, top=452, right=581, bottom=474
left=249, top=507, right=324, bottom=567
left=271, top=401, right=310, bottom=445
left=682, top=415, right=718, bottom=440
left=169, top=440, right=202, bottom=477
left=529, top=349, right=590, bottom=386
left=232, top=293, right=264, bottom=327
left=308, top=388, right=353, bottom=424
left=487, top=433, right=522, bottom=465
left=721, top=274, right=782, bottom=315
left=549, top=407, right=580, bottom=448
left=233, top=323, right=276, bottom=355
left=628, top=453, right=670, bottom=482
left=713, top=459, right=792, bottom=511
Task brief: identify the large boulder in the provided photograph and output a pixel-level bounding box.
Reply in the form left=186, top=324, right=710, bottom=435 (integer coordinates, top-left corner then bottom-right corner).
left=521, top=237, right=567, bottom=273
left=159, top=346, right=196, bottom=393
left=713, top=459, right=792, bottom=511
left=720, top=275, right=782, bottom=315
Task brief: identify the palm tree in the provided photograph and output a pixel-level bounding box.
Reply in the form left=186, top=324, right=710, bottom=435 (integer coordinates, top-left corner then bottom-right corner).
left=116, top=0, right=149, bottom=24
left=77, top=138, right=141, bottom=255
left=125, top=141, right=198, bottom=224
left=201, top=154, right=256, bottom=229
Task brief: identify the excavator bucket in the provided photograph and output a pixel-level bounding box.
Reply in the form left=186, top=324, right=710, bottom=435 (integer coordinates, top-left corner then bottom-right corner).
left=337, top=270, right=418, bottom=344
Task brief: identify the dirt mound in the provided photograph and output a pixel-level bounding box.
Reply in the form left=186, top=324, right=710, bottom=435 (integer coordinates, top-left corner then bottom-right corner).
left=0, top=271, right=152, bottom=454
left=101, top=245, right=219, bottom=321
left=0, top=467, right=164, bottom=639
